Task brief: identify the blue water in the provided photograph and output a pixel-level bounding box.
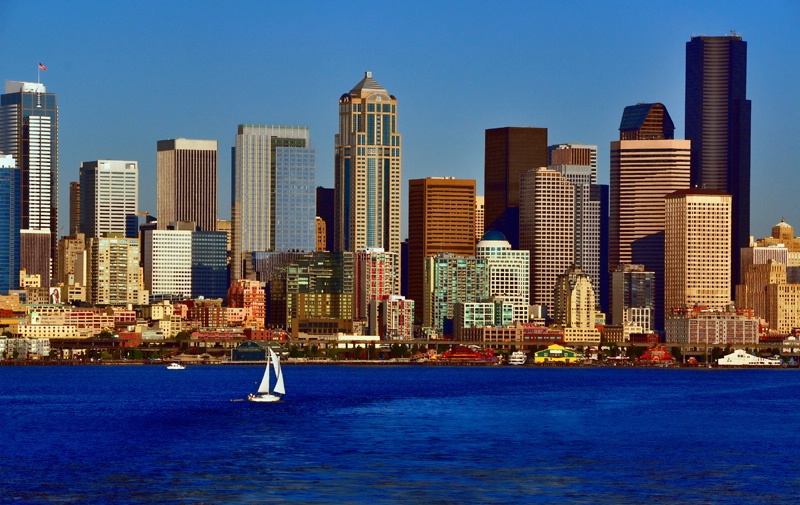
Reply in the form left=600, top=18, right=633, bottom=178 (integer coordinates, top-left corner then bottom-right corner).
left=1, top=365, right=797, bottom=504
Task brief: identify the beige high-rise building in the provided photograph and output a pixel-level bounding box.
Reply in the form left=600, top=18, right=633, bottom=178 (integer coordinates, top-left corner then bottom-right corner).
left=475, top=195, right=484, bottom=241
left=766, top=284, right=800, bottom=333
left=87, top=234, right=140, bottom=306
left=736, top=260, right=786, bottom=321
left=56, top=233, right=86, bottom=286
left=316, top=217, right=327, bottom=252
left=548, top=143, right=598, bottom=183
left=157, top=138, right=218, bottom=232
left=755, top=219, right=800, bottom=283
left=519, top=167, right=574, bottom=317
left=554, top=265, right=601, bottom=343
left=408, top=177, right=476, bottom=321
left=664, top=189, right=732, bottom=315
left=335, top=72, right=401, bottom=257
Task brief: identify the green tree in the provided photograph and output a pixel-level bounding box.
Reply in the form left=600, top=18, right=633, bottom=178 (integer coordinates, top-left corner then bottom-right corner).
left=289, top=345, right=302, bottom=358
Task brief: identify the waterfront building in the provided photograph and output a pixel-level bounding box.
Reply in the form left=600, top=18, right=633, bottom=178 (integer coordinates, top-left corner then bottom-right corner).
left=408, top=177, right=476, bottom=321
left=553, top=265, right=601, bottom=343
left=334, top=72, right=401, bottom=258
left=79, top=160, right=138, bottom=239
left=0, top=81, right=59, bottom=273
left=610, top=103, right=691, bottom=331
left=736, top=260, right=786, bottom=321
left=355, top=247, right=399, bottom=321
left=69, top=181, right=80, bottom=236
left=534, top=344, right=581, bottom=363
left=453, top=299, right=517, bottom=339
left=665, top=306, right=759, bottom=345
left=373, top=295, right=414, bottom=340
left=612, top=264, right=655, bottom=333
left=765, top=284, right=800, bottom=334
left=686, top=34, right=751, bottom=290
left=423, top=253, right=489, bottom=336
left=664, top=189, right=732, bottom=314
left=285, top=252, right=355, bottom=332
left=227, top=279, right=266, bottom=329
left=475, top=196, right=484, bottom=241
left=232, top=125, right=314, bottom=280
left=484, top=126, right=548, bottom=248
left=0, top=154, right=18, bottom=293
left=476, top=231, right=529, bottom=323
left=87, top=234, right=139, bottom=306
left=156, top=139, right=217, bottom=232
left=20, top=229, right=51, bottom=288
left=519, top=167, right=574, bottom=318
left=755, top=220, right=800, bottom=283
left=143, top=229, right=192, bottom=301
left=548, top=143, right=598, bottom=183
left=191, top=231, right=228, bottom=300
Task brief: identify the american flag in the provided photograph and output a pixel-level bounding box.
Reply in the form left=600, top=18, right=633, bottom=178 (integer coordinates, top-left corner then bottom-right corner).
left=38, top=62, right=47, bottom=71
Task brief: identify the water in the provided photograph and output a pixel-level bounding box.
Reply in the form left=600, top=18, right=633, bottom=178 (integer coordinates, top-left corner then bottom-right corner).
left=1, top=365, right=797, bottom=504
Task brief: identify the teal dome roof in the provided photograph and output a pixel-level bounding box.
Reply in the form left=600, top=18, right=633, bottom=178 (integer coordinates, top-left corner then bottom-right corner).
left=481, top=230, right=507, bottom=242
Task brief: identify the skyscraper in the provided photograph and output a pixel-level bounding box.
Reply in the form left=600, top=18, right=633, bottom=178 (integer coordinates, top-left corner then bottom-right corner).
left=408, top=177, right=476, bottom=322
left=232, top=125, right=315, bottom=280
left=157, top=138, right=218, bottom=232
left=0, top=154, right=18, bottom=293
left=335, top=72, right=402, bottom=257
left=610, top=103, right=690, bottom=331
left=79, top=160, right=138, bottom=239
left=664, top=189, right=732, bottom=315
left=69, top=181, right=80, bottom=236
left=548, top=143, right=598, bottom=184
left=476, top=231, right=530, bottom=323
left=552, top=164, right=601, bottom=302
left=519, top=167, right=575, bottom=318
left=0, top=81, right=58, bottom=274
left=87, top=234, right=140, bottom=306
left=686, top=34, right=750, bottom=291
left=484, top=127, right=548, bottom=248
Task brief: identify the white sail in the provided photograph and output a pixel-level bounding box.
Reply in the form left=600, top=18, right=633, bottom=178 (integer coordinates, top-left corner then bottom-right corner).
left=256, top=351, right=271, bottom=393
left=270, top=347, right=286, bottom=395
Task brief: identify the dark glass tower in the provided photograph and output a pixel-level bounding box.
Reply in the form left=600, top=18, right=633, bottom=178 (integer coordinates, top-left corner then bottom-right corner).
left=685, top=34, right=751, bottom=291
left=484, top=127, right=548, bottom=249
left=0, top=81, right=58, bottom=279
left=0, top=157, right=19, bottom=293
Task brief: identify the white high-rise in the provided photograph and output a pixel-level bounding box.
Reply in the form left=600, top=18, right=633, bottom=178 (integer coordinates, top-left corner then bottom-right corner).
left=79, top=160, right=138, bottom=238
left=143, top=229, right=192, bottom=301
left=519, top=167, right=575, bottom=318
left=476, top=231, right=530, bottom=323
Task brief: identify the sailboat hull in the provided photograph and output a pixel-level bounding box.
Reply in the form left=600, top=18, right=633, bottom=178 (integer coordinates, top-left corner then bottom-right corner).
left=248, top=393, right=281, bottom=403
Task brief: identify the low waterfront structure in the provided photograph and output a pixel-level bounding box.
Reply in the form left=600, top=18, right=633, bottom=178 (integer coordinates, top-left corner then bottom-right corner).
left=665, top=306, right=761, bottom=345
left=717, top=349, right=780, bottom=367
left=533, top=344, right=580, bottom=363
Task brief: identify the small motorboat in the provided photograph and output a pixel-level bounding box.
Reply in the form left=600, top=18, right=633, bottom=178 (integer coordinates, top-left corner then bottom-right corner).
left=166, top=362, right=186, bottom=370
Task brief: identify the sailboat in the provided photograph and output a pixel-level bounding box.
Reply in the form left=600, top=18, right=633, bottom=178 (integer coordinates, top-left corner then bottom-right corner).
left=248, top=347, right=285, bottom=402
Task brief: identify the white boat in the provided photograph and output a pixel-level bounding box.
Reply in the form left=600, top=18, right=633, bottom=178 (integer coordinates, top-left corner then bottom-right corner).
left=509, top=351, right=527, bottom=366
left=248, top=347, right=285, bottom=402
left=166, top=362, right=185, bottom=370
left=717, top=349, right=781, bottom=367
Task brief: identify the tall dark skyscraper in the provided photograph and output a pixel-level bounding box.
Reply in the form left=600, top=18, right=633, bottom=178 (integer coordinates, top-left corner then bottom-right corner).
left=685, top=34, right=751, bottom=291
left=0, top=81, right=58, bottom=280
left=484, top=127, right=548, bottom=249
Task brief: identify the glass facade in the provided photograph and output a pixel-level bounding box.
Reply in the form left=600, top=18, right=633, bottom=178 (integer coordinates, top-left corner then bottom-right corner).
left=192, top=231, right=228, bottom=300
left=0, top=165, right=19, bottom=293
left=274, top=147, right=316, bottom=252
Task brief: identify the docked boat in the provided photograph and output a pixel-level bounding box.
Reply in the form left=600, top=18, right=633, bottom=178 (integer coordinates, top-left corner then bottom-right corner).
left=717, top=349, right=781, bottom=367
left=248, top=347, right=285, bottom=402
left=508, top=351, right=527, bottom=365
left=166, top=362, right=185, bottom=370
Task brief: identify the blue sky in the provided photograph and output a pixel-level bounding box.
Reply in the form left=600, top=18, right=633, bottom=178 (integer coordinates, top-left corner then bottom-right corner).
left=3, top=0, right=799, bottom=238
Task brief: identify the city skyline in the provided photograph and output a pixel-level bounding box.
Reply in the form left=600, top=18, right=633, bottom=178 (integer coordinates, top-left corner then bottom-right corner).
left=2, top=1, right=799, bottom=239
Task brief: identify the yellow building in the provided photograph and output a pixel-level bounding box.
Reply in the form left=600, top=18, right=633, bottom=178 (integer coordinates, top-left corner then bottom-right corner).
left=766, top=284, right=800, bottom=333
left=533, top=344, right=581, bottom=363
